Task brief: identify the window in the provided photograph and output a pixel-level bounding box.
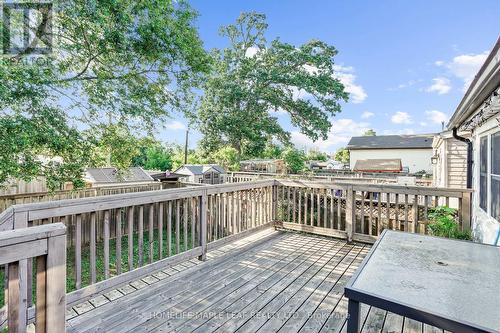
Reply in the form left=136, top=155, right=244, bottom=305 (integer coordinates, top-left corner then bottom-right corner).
left=491, top=132, right=500, bottom=221
left=480, top=136, right=488, bottom=211
left=479, top=131, right=500, bottom=222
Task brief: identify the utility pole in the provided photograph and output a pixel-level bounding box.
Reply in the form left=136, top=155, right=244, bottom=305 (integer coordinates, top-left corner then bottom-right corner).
left=184, top=127, right=189, bottom=165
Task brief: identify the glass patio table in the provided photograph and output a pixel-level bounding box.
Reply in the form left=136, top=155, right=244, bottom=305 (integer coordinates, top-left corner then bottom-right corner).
left=345, top=230, right=500, bottom=333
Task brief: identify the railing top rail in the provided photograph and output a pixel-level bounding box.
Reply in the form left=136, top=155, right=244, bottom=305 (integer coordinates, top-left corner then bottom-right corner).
left=7, top=179, right=276, bottom=221
left=0, top=223, right=66, bottom=247
left=275, top=179, right=473, bottom=196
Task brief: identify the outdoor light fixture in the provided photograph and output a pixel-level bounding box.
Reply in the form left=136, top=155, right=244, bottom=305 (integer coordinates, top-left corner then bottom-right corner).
left=431, top=155, right=439, bottom=165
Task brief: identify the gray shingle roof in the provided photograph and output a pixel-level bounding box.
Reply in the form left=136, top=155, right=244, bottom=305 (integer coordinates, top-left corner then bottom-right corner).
left=347, top=134, right=434, bottom=150
left=353, top=159, right=402, bottom=172
left=174, top=164, right=226, bottom=175
left=85, top=167, right=154, bottom=183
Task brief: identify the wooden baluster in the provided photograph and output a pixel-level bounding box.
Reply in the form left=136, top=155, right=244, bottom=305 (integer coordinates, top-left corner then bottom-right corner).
left=412, top=195, right=419, bottom=233
left=199, top=191, right=207, bottom=261
left=90, top=211, right=97, bottom=284
left=176, top=200, right=180, bottom=254
left=304, top=189, right=308, bottom=225
left=310, top=189, right=314, bottom=226
left=368, top=193, right=373, bottom=236
left=345, top=186, right=355, bottom=243
left=148, top=204, right=154, bottom=263
left=404, top=195, right=409, bottom=232
left=317, top=190, right=321, bottom=227
left=138, top=206, right=144, bottom=266
left=394, top=194, right=399, bottom=231
left=127, top=207, right=134, bottom=271
left=104, top=210, right=110, bottom=279
left=158, top=202, right=164, bottom=259
left=360, top=191, right=365, bottom=234
left=75, top=214, right=82, bottom=289
left=167, top=201, right=172, bottom=256
left=36, top=255, right=47, bottom=333
left=377, top=193, right=382, bottom=235
left=191, top=197, right=197, bottom=247
left=337, top=190, right=342, bottom=230
left=298, top=189, right=302, bottom=224
left=115, top=209, right=122, bottom=275
left=330, top=189, right=334, bottom=229
left=184, top=199, right=189, bottom=250
left=386, top=193, right=391, bottom=230
left=292, top=188, right=297, bottom=224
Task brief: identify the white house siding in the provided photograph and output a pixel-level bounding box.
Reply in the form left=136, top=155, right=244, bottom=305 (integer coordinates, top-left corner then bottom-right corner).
left=349, top=149, right=433, bottom=174
left=471, top=116, right=500, bottom=244
left=432, top=136, right=467, bottom=188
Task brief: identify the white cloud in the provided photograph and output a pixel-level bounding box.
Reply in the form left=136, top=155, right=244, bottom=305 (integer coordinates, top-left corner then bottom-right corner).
left=333, top=65, right=367, bottom=104
left=425, top=110, right=448, bottom=124
left=382, top=128, right=415, bottom=135
left=426, top=77, right=451, bottom=95
left=435, top=51, right=489, bottom=92
left=361, top=111, right=374, bottom=119
left=290, top=118, right=370, bottom=151
left=391, top=111, right=412, bottom=124
left=165, top=120, right=186, bottom=130
left=245, top=46, right=260, bottom=58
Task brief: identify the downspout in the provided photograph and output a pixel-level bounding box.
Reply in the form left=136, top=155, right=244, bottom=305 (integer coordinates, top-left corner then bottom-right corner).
left=452, top=127, right=472, bottom=189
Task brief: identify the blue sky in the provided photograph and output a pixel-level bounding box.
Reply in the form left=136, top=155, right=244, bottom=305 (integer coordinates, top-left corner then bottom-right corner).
left=159, top=0, right=500, bottom=154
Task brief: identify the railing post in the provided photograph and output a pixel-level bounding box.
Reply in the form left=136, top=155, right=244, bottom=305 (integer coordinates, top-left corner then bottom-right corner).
left=198, top=190, right=208, bottom=261
left=272, top=182, right=277, bottom=224
left=44, top=229, right=67, bottom=333
left=345, top=185, right=355, bottom=243
left=461, top=191, right=472, bottom=231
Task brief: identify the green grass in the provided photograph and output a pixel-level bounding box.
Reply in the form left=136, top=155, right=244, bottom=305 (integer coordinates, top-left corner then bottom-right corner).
left=0, top=227, right=194, bottom=307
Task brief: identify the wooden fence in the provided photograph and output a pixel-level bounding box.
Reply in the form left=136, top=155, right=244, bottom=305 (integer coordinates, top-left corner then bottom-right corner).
left=0, top=179, right=471, bottom=332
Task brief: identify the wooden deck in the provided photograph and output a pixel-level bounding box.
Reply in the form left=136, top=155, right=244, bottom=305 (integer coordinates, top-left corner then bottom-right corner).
left=64, top=230, right=443, bottom=333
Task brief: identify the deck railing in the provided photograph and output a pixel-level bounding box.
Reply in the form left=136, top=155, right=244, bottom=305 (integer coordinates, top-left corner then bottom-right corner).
left=227, top=171, right=434, bottom=186
left=0, top=223, right=66, bottom=333
left=0, top=179, right=471, bottom=332
left=274, top=179, right=472, bottom=243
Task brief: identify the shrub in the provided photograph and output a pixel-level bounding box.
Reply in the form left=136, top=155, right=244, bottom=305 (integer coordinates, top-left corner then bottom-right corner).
left=427, top=206, right=471, bottom=240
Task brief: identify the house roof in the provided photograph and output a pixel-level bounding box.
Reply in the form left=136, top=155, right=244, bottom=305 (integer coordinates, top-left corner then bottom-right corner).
left=174, top=164, right=226, bottom=175
left=149, top=171, right=182, bottom=181
left=85, top=167, right=154, bottom=183
left=448, top=37, right=500, bottom=130
left=240, top=159, right=283, bottom=164
left=347, top=134, right=434, bottom=150
left=353, top=159, right=402, bottom=172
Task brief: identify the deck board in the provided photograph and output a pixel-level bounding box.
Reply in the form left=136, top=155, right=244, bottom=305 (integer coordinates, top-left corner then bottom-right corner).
left=66, top=230, right=441, bottom=333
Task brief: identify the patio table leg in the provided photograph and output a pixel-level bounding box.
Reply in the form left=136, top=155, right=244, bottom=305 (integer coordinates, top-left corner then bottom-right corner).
left=347, top=299, right=361, bottom=333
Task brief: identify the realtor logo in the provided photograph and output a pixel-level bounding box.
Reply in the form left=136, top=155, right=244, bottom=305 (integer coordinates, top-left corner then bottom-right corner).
left=2, top=2, right=52, bottom=55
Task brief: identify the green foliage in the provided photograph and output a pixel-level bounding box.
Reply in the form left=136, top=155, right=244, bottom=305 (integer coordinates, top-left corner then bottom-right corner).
left=334, top=148, right=350, bottom=163
left=363, top=129, right=376, bottom=136
left=282, top=147, right=306, bottom=174
left=427, top=206, right=472, bottom=240
left=212, top=146, right=240, bottom=171
left=170, top=145, right=205, bottom=170
left=197, top=12, right=348, bottom=155
left=306, top=149, right=328, bottom=162
left=262, top=142, right=284, bottom=159
left=0, top=0, right=208, bottom=188
left=132, top=139, right=173, bottom=171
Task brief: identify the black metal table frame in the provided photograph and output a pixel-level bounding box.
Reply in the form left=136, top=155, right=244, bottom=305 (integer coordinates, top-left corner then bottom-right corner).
left=344, top=230, right=498, bottom=333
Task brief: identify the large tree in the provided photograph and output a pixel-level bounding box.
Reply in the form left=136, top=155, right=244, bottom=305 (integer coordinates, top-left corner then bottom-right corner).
left=197, top=12, right=348, bottom=156
left=0, top=0, right=209, bottom=189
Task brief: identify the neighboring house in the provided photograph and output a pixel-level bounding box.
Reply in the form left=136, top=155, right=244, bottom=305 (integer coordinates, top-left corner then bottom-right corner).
left=446, top=37, right=500, bottom=244
left=347, top=134, right=435, bottom=174
left=84, top=167, right=155, bottom=187
left=432, top=131, right=468, bottom=188
left=174, top=164, right=226, bottom=184
left=307, top=159, right=345, bottom=170
left=353, top=158, right=402, bottom=173
left=239, top=159, right=285, bottom=174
